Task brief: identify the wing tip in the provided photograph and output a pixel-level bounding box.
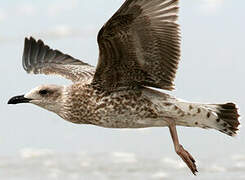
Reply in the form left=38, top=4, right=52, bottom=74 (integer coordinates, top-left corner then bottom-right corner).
left=22, top=36, right=46, bottom=73
left=22, top=37, right=32, bottom=72
left=22, top=36, right=91, bottom=77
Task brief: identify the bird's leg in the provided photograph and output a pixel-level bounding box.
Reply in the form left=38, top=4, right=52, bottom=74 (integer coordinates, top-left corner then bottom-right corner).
left=167, top=120, right=198, bottom=175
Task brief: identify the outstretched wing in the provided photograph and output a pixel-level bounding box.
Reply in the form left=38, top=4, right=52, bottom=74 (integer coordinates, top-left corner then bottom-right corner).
left=22, top=37, right=95, bottom=83
left=93, top=0, right=180, bottom=91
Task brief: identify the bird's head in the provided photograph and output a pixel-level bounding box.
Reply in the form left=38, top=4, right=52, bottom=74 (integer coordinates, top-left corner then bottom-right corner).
left=8, top=84, right=65, bottom=113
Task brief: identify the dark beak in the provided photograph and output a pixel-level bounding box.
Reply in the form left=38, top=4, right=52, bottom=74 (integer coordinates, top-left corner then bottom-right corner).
left=8, top=95, right=32, bottom=104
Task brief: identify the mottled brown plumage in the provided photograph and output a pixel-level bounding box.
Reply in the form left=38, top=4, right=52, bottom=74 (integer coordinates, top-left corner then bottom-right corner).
left=8, top=0, right=240, bottom=176
left=93, top=0, right=180, bottom=91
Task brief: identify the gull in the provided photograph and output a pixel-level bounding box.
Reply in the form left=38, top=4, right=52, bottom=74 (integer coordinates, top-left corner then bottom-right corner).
left=8, top=0, right=240, bottom=175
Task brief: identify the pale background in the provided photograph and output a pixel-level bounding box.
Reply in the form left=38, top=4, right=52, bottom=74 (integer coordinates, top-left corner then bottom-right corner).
left=0, top=0, right=244, bottom=179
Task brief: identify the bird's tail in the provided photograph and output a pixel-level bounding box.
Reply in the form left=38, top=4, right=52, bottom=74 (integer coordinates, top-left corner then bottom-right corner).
left=205, top=103, right=240, bottom=136
left=175, top=102, right=240, bottom=136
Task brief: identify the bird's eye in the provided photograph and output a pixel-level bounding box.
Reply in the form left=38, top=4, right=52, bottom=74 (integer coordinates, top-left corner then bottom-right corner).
left=39, top=90, right=48, bottom=95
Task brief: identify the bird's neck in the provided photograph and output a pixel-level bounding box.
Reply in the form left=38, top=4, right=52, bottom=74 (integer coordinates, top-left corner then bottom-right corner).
left=59, top=83, right=104, bottom=124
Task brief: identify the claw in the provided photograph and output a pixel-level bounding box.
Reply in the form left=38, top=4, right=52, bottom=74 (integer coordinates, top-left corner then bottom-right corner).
left=177, top=145, right=198, bottom=175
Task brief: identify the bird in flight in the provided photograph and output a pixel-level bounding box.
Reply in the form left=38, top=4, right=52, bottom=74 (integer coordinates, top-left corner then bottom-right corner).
left=8, top=0, right=240, bottom=175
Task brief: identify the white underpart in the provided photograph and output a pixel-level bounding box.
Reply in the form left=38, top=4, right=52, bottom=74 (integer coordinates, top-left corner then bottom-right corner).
left=141, top=88, right=235, bottom=135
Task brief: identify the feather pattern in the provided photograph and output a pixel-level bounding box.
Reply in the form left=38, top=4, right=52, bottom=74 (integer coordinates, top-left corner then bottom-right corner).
left=93, top=0, right=180, bottom=91
left=22, top=37, right=95, bottom=83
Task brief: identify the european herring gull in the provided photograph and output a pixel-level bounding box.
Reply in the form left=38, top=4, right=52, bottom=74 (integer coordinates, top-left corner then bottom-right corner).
left=8, top=0, right=240, bottom=175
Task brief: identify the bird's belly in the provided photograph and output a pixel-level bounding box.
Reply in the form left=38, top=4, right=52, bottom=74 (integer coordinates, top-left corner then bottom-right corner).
left=87, top=89, right=177, bottom=128
left=71, top=87, right=178, bottom=128
left=94, top=114, right=169, bottom=128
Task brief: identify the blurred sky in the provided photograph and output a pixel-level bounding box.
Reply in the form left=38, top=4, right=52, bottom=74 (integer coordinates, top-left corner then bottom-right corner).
left=0, top=0, right=244, bottom=158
